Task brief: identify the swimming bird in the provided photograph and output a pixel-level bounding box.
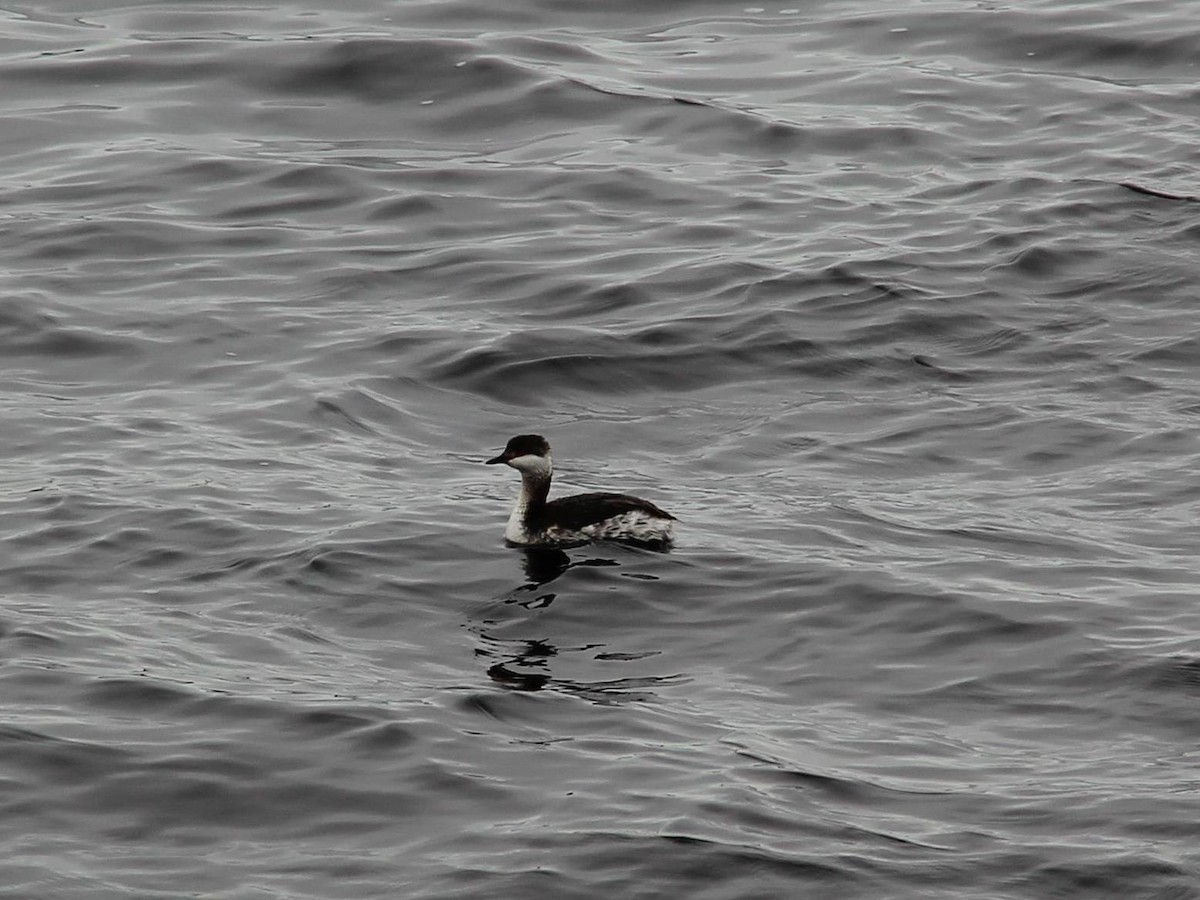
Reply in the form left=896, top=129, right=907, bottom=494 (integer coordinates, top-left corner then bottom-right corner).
left=485, top=434, right=675, bottom=547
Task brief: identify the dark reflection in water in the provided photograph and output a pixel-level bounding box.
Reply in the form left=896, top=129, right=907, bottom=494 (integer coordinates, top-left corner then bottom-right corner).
left=471, top=547, right=681, bottom=699
left=485, top=640, right=557, bottom=692
left=519, top=546, right=575, bottom=591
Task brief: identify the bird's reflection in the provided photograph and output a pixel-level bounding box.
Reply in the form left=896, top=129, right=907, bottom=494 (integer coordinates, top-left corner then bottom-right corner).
left=485, top=638, right=557, bottom=692
left=495, top=547, right=622, bottom=610
left=520, top=547, right=573, bottom=585
left=470, top=547, right=682, bottom=700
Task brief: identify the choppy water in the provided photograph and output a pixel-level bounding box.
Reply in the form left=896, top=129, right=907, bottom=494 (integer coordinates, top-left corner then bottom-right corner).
left=2, top=0, right=1199, bottom=897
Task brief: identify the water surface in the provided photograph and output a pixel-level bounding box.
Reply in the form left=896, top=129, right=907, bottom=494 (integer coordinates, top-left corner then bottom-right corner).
left=2, top=0, right=1199, bottom=897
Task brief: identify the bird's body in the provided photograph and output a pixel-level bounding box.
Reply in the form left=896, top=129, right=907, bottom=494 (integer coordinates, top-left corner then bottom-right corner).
left=486, top=434, right=675, bottom=547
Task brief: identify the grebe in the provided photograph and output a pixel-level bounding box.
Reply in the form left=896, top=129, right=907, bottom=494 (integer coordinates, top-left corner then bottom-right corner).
left=485, top=434, right=675, bottom=547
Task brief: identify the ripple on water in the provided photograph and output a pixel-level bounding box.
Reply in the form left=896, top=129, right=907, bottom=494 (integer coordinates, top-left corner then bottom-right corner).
left=1, top=1, right=1199, bottom=898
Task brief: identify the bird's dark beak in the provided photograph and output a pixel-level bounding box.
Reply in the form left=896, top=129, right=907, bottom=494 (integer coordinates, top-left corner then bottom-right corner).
left=485, top=453, right=508, bottom=465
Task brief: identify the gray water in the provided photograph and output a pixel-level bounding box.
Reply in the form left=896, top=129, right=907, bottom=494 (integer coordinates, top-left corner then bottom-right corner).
left=2, top=1, right=1199, bottom=897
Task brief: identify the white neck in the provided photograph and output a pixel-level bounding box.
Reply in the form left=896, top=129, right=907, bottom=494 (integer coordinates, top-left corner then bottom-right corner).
left=504, top=455, right=552, bottom=543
